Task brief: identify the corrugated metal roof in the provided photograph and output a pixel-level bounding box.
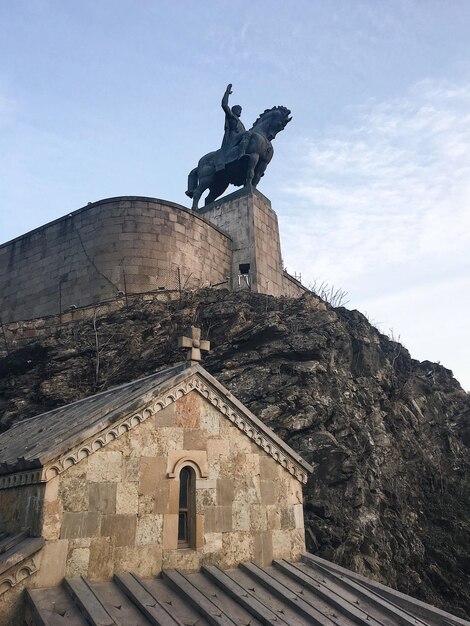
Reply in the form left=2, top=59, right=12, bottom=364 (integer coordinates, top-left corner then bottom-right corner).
left=25, top=554, right=470, bottom=626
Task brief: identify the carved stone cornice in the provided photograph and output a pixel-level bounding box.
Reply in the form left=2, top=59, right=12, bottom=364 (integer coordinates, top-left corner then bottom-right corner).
left=0, top=371, right=309, bottom=490
left=0, top=556, right=40, bottom=596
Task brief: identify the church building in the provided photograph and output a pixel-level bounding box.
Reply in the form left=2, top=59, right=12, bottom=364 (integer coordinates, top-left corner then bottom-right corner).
left=0, top=327, right=468, bottom=625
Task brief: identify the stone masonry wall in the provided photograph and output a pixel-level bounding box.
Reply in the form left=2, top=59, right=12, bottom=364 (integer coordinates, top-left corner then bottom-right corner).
left=0, top=390, right=305, bottom=625
left=282, top=271, right=307, bottom=297
left=0, top=197, right=232, bottom=323
left=52, top=391, right=304, bottom=578
left=200, top=189, right=288, bottom=296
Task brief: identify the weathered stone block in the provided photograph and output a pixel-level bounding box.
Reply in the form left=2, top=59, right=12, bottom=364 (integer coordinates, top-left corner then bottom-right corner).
left=154, top=481, right=170, bottom=514
left=220, top=531, right=253, bottom=568
left=88, top=483, right=117, bottom=514
left=183, top=429, right=207, bottom=450
left=59, top=467, right=88, bottom=512
left=163, top=514, right=178, bottom=550
left=254, top=531, right=273, bottom=566
left=243, top=453, right=260, bottom=477
left=250, top=505, right=268, bottom=532
left=66, top=547, right=90, bottom=578
left=115, top=545, right=162, bottom=578
left=162, top=548, right=200, bottom=572
left=266, top=505, right=281, bottom=530
left=259, top=456, right=278, bottom=481
left=203, top=532, right=223, bottom=555
left=196, top=486, right=217, bottom=515
left=42, top=499, right=62, bottom=541
left=271, top=529, right=292, bottom=560
left=260, top=480, right=275, bottom=505
left=232, top=501, right=251, bottom=531
left=204, top=505, right=232, bottom=533
left=101, top=514, right=136, bottom=547
left=293, top=503, right=304, bottom=529
left=60, top=512, right=101, bottom=539
left=34, top=540, right=68, bottom=587
left=175, top=393, right=200, bottom=428
left=280, top=507, right=295, bottom=530
left=136, top=514, right=163, bottom=546
left=123, top=455, right=140, bottom=483
left=206, top=439, right=230, bottom=462
left=138, top=493, right=156, bottom=516
left=290, top=528, right=306, bottom=560
left=139, top=456, right=166, bottom=495
left=44, top=476, right=60, bottom=503
left=155, top=428, right=184, bottom=457
left=216, top=479, right=234, bottom=506
left=116, top=482, right=138, bottom=515
left=87, top=451, right=122, bottom=483
left=155, top=403, right=175, bottom=427
left=200, top=405, right=220, bottom=435
left=196, top=514, right=204, bottom=549
left=88, top=537, right=115, bottom=580
left=234, top=477, right=260, bottom=504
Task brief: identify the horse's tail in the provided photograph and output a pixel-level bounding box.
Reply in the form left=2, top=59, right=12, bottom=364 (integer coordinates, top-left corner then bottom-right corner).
left=186, top=167, right=198, bottom=198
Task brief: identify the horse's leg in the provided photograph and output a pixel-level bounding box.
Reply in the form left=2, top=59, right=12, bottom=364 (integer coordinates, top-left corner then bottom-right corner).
left=191, top=179, right=209, bottom=211
left=189, top=154, right=218, bottom=210
left=205, top=178, right=229, bottom=205
left=252, top=146, right=272, bottom=187
left=252, top=159, right=268, bottom=187
left=244, top=153, right=259, bottom=189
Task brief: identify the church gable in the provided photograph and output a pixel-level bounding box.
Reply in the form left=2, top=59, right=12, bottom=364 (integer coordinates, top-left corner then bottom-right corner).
left=0, top=364, right=310, bottom=490
left=0, top=363, right=311, bottom=618
left=43, top=387, right=306, bottom=580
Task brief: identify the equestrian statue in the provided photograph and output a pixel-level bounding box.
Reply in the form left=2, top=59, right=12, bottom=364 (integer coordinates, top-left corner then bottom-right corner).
left=186, top=84, right=291, bottom=211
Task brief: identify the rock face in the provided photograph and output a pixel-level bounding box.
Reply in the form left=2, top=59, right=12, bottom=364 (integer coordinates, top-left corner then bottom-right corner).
left=1, top=289, right=469, bottom=616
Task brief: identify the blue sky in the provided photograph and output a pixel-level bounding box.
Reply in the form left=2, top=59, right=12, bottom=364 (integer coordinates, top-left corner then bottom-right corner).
left=1, top=1, right=470, bottom=389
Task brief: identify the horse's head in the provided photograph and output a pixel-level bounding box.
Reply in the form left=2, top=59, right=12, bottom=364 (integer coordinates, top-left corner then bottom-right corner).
left=251, top=106, right=292, bottom=140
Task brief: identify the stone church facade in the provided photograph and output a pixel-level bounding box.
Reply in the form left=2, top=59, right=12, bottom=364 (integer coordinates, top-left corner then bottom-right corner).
left=0, top=362, right=310, bottom=624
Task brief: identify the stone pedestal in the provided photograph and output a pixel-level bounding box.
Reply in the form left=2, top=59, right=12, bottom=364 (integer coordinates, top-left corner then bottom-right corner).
left=198, top=189, right=286, bottom=296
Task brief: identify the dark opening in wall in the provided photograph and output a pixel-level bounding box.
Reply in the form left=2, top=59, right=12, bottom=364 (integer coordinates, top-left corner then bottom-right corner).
left=239, top=263, right=250, bottom=275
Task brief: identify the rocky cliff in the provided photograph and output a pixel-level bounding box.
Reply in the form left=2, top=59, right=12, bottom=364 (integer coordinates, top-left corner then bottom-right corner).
left=1, top=289, right=469, bottom=616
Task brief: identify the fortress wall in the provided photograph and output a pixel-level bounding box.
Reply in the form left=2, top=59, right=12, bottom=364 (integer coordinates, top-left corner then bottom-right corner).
left=282, top=272, right=308, bottom=297
left=0, top=197, right=232, bottom=323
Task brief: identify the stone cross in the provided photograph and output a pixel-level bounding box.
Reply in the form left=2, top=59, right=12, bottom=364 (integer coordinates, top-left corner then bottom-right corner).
left=178, top=326, right=210, bottom=365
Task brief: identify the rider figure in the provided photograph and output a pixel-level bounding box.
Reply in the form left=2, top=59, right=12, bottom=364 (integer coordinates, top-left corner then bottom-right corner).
left=216, top=84, right=251, bottom=171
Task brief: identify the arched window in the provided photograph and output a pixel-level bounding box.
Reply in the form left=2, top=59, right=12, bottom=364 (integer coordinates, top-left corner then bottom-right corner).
left=178, top=466, right=196, bottom=548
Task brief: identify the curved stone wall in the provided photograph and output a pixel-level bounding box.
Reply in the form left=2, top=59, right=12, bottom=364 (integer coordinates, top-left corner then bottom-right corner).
left=0, top=197, right=232, bottom=322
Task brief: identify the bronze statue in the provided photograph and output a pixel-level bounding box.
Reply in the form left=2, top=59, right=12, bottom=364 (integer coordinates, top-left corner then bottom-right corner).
left=186, top=84, right=291, bottom=210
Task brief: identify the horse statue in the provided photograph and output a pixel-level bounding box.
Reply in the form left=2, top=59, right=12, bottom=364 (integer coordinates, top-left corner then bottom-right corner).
left=186, top=103, right=292, bottom=211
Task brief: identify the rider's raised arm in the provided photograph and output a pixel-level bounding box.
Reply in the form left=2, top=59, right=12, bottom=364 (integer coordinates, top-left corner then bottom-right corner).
left=221, top=83, right=233, bottom=116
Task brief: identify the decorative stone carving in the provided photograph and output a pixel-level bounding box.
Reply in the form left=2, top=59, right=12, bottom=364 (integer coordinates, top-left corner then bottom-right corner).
left=167, top=451, right=209, bottom=479
left=0, top=373, right=308, bottom=490
left=178, top=327, right=210, bottom=364
left=0, top=558, right=39, bottom=596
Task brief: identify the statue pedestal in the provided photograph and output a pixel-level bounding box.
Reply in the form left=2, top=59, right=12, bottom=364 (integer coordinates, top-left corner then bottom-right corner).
left=198, top=188, right=286, bottom=296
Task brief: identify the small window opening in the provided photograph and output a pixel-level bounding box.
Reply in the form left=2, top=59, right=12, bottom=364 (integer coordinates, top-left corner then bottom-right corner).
left=239, top=263, right=250, bottom=275
left=178, top=466, right=196, bottom=548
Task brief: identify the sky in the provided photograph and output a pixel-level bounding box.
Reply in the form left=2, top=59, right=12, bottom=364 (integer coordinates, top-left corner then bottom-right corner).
left=1, top=1, right=469, bottom=390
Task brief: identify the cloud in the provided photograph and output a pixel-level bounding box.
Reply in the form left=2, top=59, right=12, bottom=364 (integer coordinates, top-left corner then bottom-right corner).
left=277, top=80, right=470, bottom=388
